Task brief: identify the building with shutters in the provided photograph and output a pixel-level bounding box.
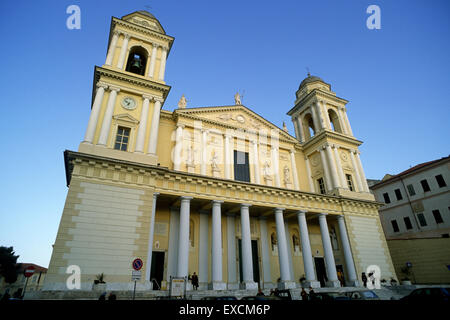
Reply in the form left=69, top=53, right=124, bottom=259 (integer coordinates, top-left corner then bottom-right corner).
left=43, top=10, right=397, bottom=292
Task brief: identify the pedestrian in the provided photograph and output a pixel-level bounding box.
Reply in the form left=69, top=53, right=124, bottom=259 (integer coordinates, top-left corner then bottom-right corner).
left=256, top=288, right=265, bottom=296
left=362, top=272, right=368, bottom=287
left=108, top=293, right=117, bottom=300
left=337, top=270, right=345, bottom=286
left=98, top=291, right=107, bottom=300
left=301, top=287, right=308, bottom=301
left=308, top=287, right=317, bottom=301
left=12, top=288, right=23, bottom=300
left=191, top=272, right=199, bottom=290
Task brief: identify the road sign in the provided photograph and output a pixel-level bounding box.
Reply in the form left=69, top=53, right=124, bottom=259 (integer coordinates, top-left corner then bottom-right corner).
left=132, top=270, right=141, bottom=281
left=132, top=258, right=143, bottom=271
left=24, top=266, right=35, bottom=278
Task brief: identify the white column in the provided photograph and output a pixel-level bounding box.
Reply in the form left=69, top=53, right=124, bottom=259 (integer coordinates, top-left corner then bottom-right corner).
left=105, top=31, right=119, bottom=66
left=224, top=134, right=231, bottom=179
left=292, top=117, right=300, bottom=141
left=210, top=200, right=226, bottom=290
left=274, top=208, right=295, bottom=289
left=166, top=208, right=180, bottom=281
left=296, top=116, right=305, bottom=143
left=355, top=151, right=370, bottom=192
left=319, top=148, right=333, bottom=191
left=315, top=101, right=325, bottom=131
left=318, top=213, right=340, bottom=287
left=173, top=124, right=184, bottom=170
left=297, top=211, right=320, bottom=288
left=340, top=107, right=354, bottom=136
left=252, top=140, right=260, bottom=184
left=158, top=46, right=168, bottom=81
left=259, top=218, right=273, bottom=288
left=325, top=144, right=340, bottom=189
left=337, top=215, right=359, bottom=286
left=177, top=196, right=192, bottom=278
left=284, top=221, right=295, bottom=282
left=289, top=150, right=299, bottom=190
left=145, top=192, right=159, bottom=283
left=201, top=130, right=208, bottom=175
left=227, top=214, right=238, bottom=290
left=97, top=86, right=120, bottom=146
left=135, top=95, right=151, bottom=153
left=148, top=44, right=158, bottom=79
left=304, top=156, right=315, bottom=192
left=333, top=145, right=347, bottom=189
left=147, top=98, right=162, bottom=154
left=311, top=106, right=320, bottom=135
left=240, top=204, right=257, bottom=289
left=116, top=33, right=130, bottom=70
left=83, top=82, right=107, bottom=144
left=198, top=212, right=209, bottom=289
left=321, top=101, right=331, bottom=130
left=272, top=147, right=280, bottom=187
left=349, top=149, right=364, bottom=192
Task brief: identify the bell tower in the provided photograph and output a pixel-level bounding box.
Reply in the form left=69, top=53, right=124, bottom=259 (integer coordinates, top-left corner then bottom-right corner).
left=287, top=74, right=373, bottom=200
left=79, top=11, right=173, bottom=165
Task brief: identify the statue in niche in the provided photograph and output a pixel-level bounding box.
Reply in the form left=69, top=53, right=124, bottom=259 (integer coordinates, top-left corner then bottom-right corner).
left=283, top=165, right=291, bottom=184
left=263, top=160, right=272, bottom=179
left=330, top=227, right=339, bottom=250
left=178, top=94, right=187, bottom=109
left=271, top=232, right=278, bottom=251
left=292, top=234, right=300, bottom=251
left=234, top=92, right=242, bottom=105
left=186, top=145, right=195, bottom=167
left=211, top=150, right=219, bottom=171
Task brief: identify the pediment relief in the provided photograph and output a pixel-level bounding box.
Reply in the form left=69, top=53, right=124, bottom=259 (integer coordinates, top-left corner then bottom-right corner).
left=113, top=113, right=139, bottom=124
left=176, top=106, right=295, bottom=141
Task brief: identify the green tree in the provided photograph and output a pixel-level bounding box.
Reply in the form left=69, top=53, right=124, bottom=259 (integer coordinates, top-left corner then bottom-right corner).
left=0, top=246, right=20, bottom=284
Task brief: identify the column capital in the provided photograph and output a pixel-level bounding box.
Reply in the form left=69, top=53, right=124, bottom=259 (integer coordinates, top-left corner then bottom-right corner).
left=297, top=210, right=307, bottom=216
left=240, top=203, right=252, bottom=209
left=176, top=123, right=185, bottom=129
left=142, top=94, right=153, bottom=101
left=212, top=200, right=224, bottom=205
left=318, top=212, right=328, bottom=217
left=271, top=146, right=279, bottom=151
left=153, top=97, right=164, bottom=103
left=201, top=129, right=209, bottom=134
left=336, top=214, right=345, bottom=221
left=109, top=85, right=121, bottom=92
left=123, top=33, right=131, bottom=40
left=153, top=192, right=160, bottom=198
left=112, top=30, right=121, bottom=37
left=152, top=42, right=161, bottom=48
left=96, top=82, right=109, bottom=90
left=224, top=133, right=232, bottom=139
left=289, top=149, right=295, bottom=155
left=180, top=196, right=193, bottom=201
left=274, top=207, right=285, bottom=212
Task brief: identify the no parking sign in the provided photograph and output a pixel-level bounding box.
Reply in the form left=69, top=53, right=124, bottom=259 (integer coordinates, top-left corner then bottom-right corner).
left=132, top=258, right=143, bottom=271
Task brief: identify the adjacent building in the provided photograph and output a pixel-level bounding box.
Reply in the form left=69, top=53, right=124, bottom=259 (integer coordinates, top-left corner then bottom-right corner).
left=370, top=156, right=450, bottom=284
left=43, top=11, right=397, bottom=292
left=0, top=263, right=47, bottom=294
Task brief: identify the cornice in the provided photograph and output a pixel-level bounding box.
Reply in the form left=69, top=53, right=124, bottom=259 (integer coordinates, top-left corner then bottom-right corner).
left=287, top=89, right=349, bottom=116
left=302, top=130, right=363, bottom=154
left=63, top=150, right=381, bottom=212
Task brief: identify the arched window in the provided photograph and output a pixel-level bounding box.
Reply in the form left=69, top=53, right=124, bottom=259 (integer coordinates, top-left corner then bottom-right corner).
left=125, top=46, right=148, bottom=76
left=303, top=113, right=315, bottom=140
left=328, top=109, right=343, bottom=133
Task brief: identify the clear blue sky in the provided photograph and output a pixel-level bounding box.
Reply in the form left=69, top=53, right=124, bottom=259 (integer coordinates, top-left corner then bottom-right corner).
left=1, top=0, right=449, bottom=268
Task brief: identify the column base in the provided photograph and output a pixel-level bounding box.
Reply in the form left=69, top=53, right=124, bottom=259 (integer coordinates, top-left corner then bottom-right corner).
left=345, top=279, right=360, bottom=287
left=208, top=282, right=227, bottom=291
left=239, top=281, right=258, bottom=290
left=301, top=280, right=321, bottom=288
left=262, top=282, right=276, bottom=289
left=227, top=283, right=239, bottom=290
left=277, top=281, right=296, bottom=290
left=326, top=280, right=341, bottom=288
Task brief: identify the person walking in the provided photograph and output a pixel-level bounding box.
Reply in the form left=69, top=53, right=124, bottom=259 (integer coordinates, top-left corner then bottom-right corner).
left=191, top=272, right=199, bottom=290
left=308, top=287, right=317, bottom=301
left=301, top=287, right=308, bottom=301
left=362, top=272, right=368, bottom=287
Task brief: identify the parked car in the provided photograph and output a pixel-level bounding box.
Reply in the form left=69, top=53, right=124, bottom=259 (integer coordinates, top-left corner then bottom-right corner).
left=201, top=296, right=238, bottom=301
left=345, top=290, right=380, bottom=300
left=400, top=287, right=450, bottom=302
left=241, top=295, right=282, bottom=301
left=315, top=292, right=351, bottom=301
left=270, top=289, right=292, bottom=300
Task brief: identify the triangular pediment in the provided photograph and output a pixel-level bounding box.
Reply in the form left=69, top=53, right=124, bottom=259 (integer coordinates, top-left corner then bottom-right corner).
left=121, top=11, right=166, bottom=34
left=113, top=113, right=139, bottom=124
left=176, top=105, right=296, bottom=141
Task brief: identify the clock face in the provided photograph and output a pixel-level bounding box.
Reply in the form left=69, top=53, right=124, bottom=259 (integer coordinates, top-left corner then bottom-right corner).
left=121, top=97, right=136, bottom=110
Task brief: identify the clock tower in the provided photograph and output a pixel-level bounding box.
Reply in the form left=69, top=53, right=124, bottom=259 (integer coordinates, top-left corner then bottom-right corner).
left=79, top=11, right=173, bottom=166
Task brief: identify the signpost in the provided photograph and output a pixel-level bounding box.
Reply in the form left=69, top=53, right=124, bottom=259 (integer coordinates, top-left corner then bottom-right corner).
left=169, top=276, right=187, bottom=299
left=131, top=258, right=143, bottom=300
left=23, top=266, right=36, bottom=299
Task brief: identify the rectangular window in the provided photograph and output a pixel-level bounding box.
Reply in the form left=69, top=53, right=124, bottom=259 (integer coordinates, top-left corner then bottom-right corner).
left=114, top=127, right=130, bottom=151
left=420, top=179, right=431, bottom=192
left=233, top=150, right=250, bottom=182
left=417, top=213, right=427, bottom=227
left=345, top=174, right=354, bottom=191
left=407, top=184, right=416, bottom=196
left=432, top=210, right=444, bottom=224
left=383, top=192, right=391, bottom=204
left=394, top=188, right=403, bottom=201
left=317, top=178, right=326, bottom=195
left=435, top=174, right=447, bottom=188
left=404, top=217, right=413, bottom=230
left=391, top=220, right=399, bottom=233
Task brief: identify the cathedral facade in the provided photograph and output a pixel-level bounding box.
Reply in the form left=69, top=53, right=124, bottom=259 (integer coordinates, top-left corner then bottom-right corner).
left=44, top=11, right=397, bottom=291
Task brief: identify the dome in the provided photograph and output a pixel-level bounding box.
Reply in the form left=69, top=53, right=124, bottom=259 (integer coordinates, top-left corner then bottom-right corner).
left=136, top=10, right=156, bottom=19
left=299, top=74, right=324, bottom=90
